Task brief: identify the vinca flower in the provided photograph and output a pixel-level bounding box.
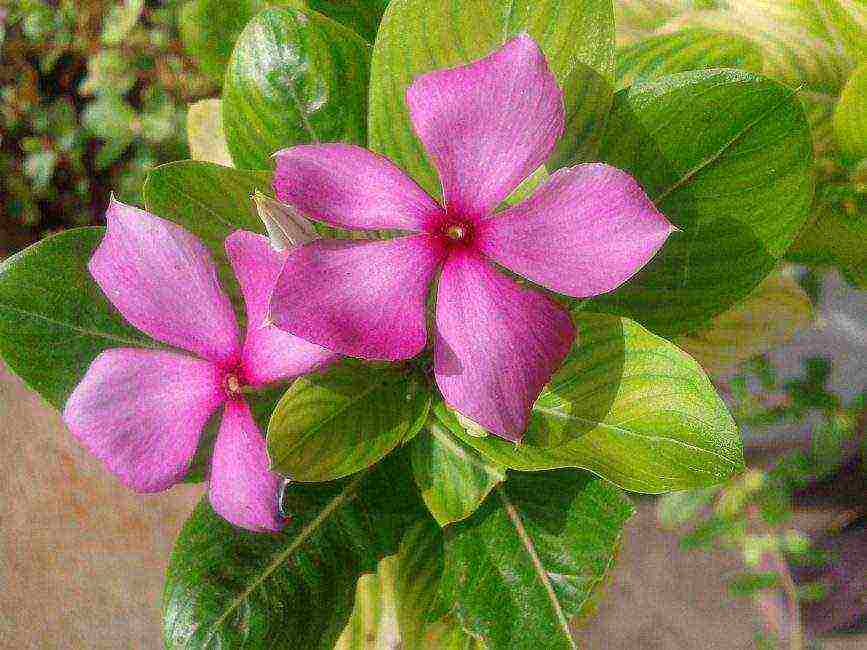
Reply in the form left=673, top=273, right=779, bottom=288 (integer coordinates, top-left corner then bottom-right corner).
left=269, top=35, right=675, bottom=440
left=63, top=200, right=335, bottom=532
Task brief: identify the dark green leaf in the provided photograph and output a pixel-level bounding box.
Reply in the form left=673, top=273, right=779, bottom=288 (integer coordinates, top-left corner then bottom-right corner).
left=222, top=6, right=371, bottom=169
left=594, top=69, right=814, bottom=336
left=441, top=470, right=633, bottom=650
left=304, top=0, right=389, bottom=44
left=267, top=361, right=431, bottom=481
left=0, top=228, right=155, bottom=409
left=164, top=451, right=428, bottom=649
left=143, top=161, right=271, bottom=318
left=410, top=418, right=505, bottom=526
left=368, top=0, right=616, bottom=196
left=438, top=313, right=745, bottom=493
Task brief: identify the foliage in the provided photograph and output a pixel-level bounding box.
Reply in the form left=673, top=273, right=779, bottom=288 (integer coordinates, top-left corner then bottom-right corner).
left=0, top=0, right=212, bottom=251
left=614, top=0, right=867, bottom=288
left=4, top=0, right=859, bottom=648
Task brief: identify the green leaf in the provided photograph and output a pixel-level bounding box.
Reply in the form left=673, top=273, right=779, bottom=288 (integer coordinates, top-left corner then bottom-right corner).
left=834, top=62, right=867, bottom=162
left=164, top=452, right=428, bottom=649
left=593, top=69, right=814, bottom=337
left=368, top=0, right=616, bottom=196
left=143, top=161, right=271, bottom=318
left=439, top=312, right=745, bottom=494
left=787, top=204, right=867, bottom=289
left=304, top=0, right=389, bottom=44
left=441, top=470, right=633, bottom=650
left=267, top=361, right=432, bottom=481
left=616, top=28, right=764, bottom=89
left=335, top=520, right=483, bottom=649
left=410, top=418, right=505, bottom=527
left=180, top=0, right=276, bottom=85
left=222, top=5, right=371, bottom=169
left=0, top=228, right=155, bottom=409
left=186, top=98, right=234, bottom=166
left=675, top=269, right=813, bottom=376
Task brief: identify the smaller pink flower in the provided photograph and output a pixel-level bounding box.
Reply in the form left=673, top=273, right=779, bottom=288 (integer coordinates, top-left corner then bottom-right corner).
left=269, top=35, right=676, bottom=441
left=63, top=200, right=336, bottom=532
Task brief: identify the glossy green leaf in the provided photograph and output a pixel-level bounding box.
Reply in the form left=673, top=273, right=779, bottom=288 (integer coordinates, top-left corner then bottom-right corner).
left=368, top=0, right=616, bottom=196
left=593, top=69, right=814, bottom=337
left=439, top=312, right=745, bottom=494
left=335, top=520, right=482, bottom=649
left=222, top=6, right=371, bottom=169
left=834, top=62, right=867, bottom=162
left=0, top=228, right=155, bottom=409
left=410, top=419, right=505, bottom=527
left=180, top=0, right=276, bottom=85
left=441, top=470, right=633, bottom=650
left=267, top=361, right=432, bottom=481
left=143, top=161, right=271, bottom=318
left=163, top=452, right=428, bottom=649
left=616, top=28, right=763, bottom=89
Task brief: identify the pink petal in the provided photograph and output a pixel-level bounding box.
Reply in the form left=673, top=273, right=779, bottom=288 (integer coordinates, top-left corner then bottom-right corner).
left=209, top=399, right=285, bottom=533
left=89, top=198, right=240, bottom=364
left=270, top=236, right=445, bottom=361
left=434, top=251, right=575, bottom=441
left=406, top=34, right=564, bottom=220
left=476, top=164, right=676, bottom=297
left=273, top=144, right=444, bottom=232
left=63, top=349, right=225, bottom=493
left=225, top=231, right=337, bottom=386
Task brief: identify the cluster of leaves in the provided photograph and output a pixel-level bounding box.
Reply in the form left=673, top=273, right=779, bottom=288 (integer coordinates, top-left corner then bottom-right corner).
left=614, top=0, right=867, bottom=288
left=0, top=0, right=211, bottom=248
left=0, top=0, right=828, bottom=647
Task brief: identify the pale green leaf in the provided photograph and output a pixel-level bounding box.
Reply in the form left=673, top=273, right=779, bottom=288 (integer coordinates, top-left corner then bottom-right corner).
left=267, top=361, right=432, bottom=481
left=439, top=312, right=745, bottom=494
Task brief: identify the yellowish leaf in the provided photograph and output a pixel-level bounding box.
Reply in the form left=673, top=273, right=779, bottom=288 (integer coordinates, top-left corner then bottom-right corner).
left=186, top=98, right=233, bottom=167
left=677, top=269, right=814, bottom=375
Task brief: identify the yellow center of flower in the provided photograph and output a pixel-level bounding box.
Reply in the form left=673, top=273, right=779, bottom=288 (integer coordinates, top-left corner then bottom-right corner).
left=445, top=224, right=467, bottom=241
left=226, top=374, right=242, bottom=395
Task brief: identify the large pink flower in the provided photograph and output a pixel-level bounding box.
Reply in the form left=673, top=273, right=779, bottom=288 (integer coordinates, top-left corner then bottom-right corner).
left=270, top=35, right=675, bottom=441
left=63, top=200, right=336, bottom=532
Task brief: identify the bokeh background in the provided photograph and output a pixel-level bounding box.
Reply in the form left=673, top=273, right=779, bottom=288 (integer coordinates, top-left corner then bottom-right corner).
left=1, top=1, right=865, bottom=648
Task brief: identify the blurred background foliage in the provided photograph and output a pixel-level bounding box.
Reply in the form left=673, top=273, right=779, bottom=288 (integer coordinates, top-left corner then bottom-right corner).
left=0, top=0, right=213, bottom=255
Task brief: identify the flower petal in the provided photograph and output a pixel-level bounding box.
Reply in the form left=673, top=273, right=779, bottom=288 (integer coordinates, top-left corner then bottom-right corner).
left=209, top=399, right=285, bottom=533
left=89, top=198, right=240, bottom=364
left=476, top=164, right=676, bottom=298
left=434, top=251, right=575, bottom=441
left=225, top=230, right=337, bottom=386
left=270, top=236, right=444, bottom=361
left=406, top=34, right=564, bottom=220
left=63, top=349, right=225, bottom=493
left=273, top=144, right=444, bottom=232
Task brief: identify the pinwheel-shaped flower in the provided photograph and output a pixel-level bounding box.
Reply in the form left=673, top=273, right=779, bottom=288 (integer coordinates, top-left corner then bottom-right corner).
left=269, top=35, right=675, bottom=440
left=63, top=200, right=335, bottom=532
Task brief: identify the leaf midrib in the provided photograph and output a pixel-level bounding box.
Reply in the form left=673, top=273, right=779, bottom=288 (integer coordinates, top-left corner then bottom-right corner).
left=496, top=485, right=577, bottom=650
left=651, top=82, right=800, bottom=206
left=0, top=301, right=156, bottom=349
left=195, top=472, right=367, bottom=649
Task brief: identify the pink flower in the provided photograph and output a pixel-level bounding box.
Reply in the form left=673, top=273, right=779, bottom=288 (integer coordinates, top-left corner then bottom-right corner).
left=63, top=200, right=336, bottom=532
left=270, top=35, right=676, bottom=441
